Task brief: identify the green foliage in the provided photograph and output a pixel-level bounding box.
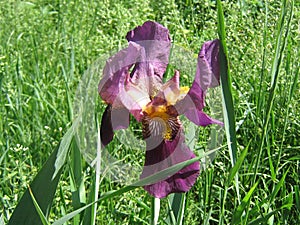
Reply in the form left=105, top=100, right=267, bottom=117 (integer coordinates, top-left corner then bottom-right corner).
left=7, top=145, right=64, bottom=225
left=1, top=0, right=299, bottom=224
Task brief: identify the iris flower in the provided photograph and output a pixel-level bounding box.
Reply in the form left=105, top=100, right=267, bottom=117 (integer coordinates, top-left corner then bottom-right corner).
left=98, top=21, right=222, bottom=198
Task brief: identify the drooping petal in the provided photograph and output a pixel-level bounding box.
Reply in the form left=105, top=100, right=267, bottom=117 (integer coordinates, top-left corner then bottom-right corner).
left=110, top=105, right=130, bottom=130
left=175, top=39, right=222, bottom=126
left=100, top=103, right=130, bottom=146
left=184, top=108, right=223, bottom=126
left=100, top=105, right=114, bottom=146
left=140, top=129, right=200, bottom=198
left=126, top=21, right=171, bottom=96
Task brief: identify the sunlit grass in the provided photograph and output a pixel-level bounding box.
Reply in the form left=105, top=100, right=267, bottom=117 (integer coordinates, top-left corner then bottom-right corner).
left=1, top=0, right=299, bottom=224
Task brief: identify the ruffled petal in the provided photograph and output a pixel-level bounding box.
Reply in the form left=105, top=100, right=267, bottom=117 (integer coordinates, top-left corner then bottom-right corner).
left=141, top=129, right=200, bottom=198
left=99, top=42, right=152, bottom=120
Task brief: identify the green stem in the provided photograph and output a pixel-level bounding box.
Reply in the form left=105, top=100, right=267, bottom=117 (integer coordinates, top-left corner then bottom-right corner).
left=151, top=197, right=160, bottom=225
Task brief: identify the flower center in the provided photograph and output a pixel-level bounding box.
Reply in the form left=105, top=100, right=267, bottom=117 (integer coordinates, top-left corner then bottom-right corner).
left=142, top=97, right=180, bottom=141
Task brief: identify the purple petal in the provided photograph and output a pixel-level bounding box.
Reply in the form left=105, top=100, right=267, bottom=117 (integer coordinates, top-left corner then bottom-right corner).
left=126, top=21, right=170, bottom=42
left=175, top=40, right=222, bottom=126
left=184, top=109, right=223, bottom=126
left=110, top=105, right=130, bottom=130
left=98, top=42, right=143, bottom=106
left=100, top=105, right=114, bottom=146
left=98, top=42, right=148, bottom=120
left=141, top=129, right=200, bottom=198
left=196, top=39, right=221, bottom=90
left=126, top=21, right=171, bottom=88
left=100, top=103, right=130, bottom=147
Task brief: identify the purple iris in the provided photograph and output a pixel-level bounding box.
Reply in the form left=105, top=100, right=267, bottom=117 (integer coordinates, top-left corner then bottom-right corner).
left=98, top=21, right=222, bottom=198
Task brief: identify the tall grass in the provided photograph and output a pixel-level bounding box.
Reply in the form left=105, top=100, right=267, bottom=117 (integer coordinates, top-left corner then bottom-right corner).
left=1, top=0, right=299, bottom=224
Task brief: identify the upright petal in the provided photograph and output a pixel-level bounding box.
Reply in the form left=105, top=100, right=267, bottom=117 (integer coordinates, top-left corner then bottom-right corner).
left=141, top=129, right=200, bottom=198
left=158, top=70, right=180, bottom=104
left=126, top=21, right=171, bottom=96
left=126, top=21, right=170, bottom=43
left=99, top=42, right=148, bottom=121
left=98, top=42, right=143, bottom=106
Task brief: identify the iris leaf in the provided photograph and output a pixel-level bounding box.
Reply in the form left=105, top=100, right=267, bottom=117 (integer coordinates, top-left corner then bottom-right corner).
left=8, top=144, right=64, bottom=225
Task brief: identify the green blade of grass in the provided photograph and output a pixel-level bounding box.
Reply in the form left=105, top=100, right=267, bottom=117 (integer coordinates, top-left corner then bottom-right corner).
left=0, top=215, right=4, bottom=225
left=252, top=0, right=293, bottom=185
left=269, top=168, right=289, bottom=204
left=295, top=185, right=300, bottom=212
left=231, top=182, right=259, bottom=225
left=8, top=144, right=64, bottom=225
left=69, top=138, right=86, bottom=225
left=28, top=186, right=50, bottom=225
left=166, top=193, right=186, bottom=225
left=226, top=141, right=249, bottom=187
left=248, top=203, right=293, bottom=225
left=217, top=0, right=240, bottom=219
left=217, top=0, right=238, bottom=167
left=8, top=116, right=79, bottom=224
left=82, top=124, right=101, bottom=225
left=276, top=44, right=299, bottom=172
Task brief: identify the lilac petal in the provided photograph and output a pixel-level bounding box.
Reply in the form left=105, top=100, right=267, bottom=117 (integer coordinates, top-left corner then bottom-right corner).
left=99, top=42, right=149, bottom=120
left=141, top=130, right=200, bottom=198
left=128, top=62, right=162, bottom=103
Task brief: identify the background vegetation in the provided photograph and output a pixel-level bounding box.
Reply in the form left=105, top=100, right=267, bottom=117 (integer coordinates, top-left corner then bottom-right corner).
left=0, top=0, right=299, bottom=224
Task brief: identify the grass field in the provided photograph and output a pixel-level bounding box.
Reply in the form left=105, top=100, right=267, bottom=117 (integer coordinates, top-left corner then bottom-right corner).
left=0, top=0, right=299, bottom=224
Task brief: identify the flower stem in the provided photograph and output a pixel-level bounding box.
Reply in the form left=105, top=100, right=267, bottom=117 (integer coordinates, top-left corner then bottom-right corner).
left=151, top=197, right=160, bottom=225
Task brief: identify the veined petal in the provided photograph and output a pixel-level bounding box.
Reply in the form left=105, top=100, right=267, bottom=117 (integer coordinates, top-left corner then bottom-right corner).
left=141, top=129, right=200, bottom=198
